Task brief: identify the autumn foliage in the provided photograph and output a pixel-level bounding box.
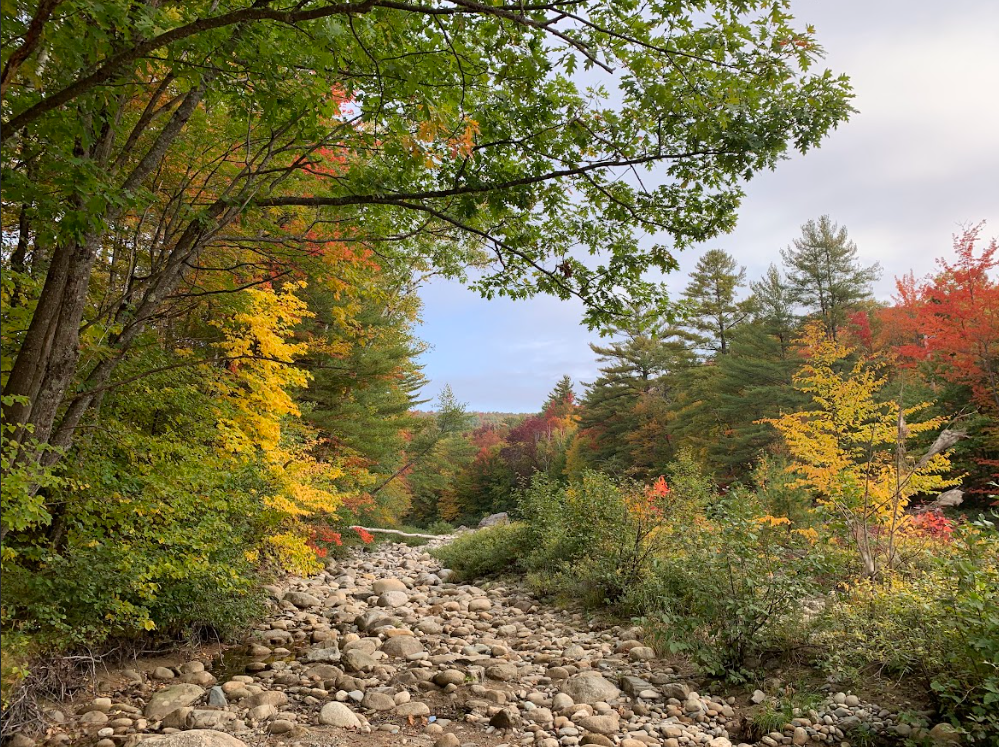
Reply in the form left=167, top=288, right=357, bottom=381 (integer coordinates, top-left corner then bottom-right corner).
left=888, top=226, right=999, bottom=414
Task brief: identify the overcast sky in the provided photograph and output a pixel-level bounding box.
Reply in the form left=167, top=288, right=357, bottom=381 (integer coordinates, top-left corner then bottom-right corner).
left=415, top=0, right=999, bottom=413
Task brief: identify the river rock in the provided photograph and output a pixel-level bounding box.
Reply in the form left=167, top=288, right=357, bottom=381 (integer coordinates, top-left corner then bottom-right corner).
left=377, top=590, right=409, bottom=608
left=362, top=690, right=396, bottom=711
left=248, top=704, right=277, bottom=721
left=478, top=512, right=509, bottom=528
left=246, top=690, right=288, bottom=709
left=144, top=684, right=205, bottom=720
left=619, top=675, right=653, bottom=697
left=468, top=597, right=492, bottom=612
left=342, top=649, right=377, bottom=673
left=577, top=712, right=620, bottom=735
left=396, top=701, right=431, bottom=717
left=160, top=707, right=194, bottom=730
left=283, top=591, right=321, bottom=609
left=267, top=720, right=295, bottom=735
left=139, top=731, right=248, bottom=747
left=381, top=636, right=423, bottom=657
left=562, top=672, right=620, bottom=704
left=928, top=723, right=962, bottom=744
left=373, top=578, right=407, bottom=593
left=485, top=663, right=518, bottom=681
left=434, top=669, right=466, bottom=687
left=489, top=709, right=516, bottom=728
left=186, top=710, right=234, bottom=730
left=628, top=646, right=655, bottom=661
left=303, top=646, right=340, bottom=663
left=318, top=702, right=361, bottom=728
left=207, top=686, right=228, bottom=708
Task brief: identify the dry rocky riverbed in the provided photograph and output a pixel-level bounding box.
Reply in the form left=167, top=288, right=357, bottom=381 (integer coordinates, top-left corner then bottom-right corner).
left=15, top=536, right=957, bottom=747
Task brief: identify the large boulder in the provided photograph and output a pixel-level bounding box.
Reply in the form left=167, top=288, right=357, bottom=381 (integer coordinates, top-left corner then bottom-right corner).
left=372, top=578, right=407, bottom=593
left=561, top=672, right=620, bottom=704
left=318, top=702, right=361, bottom=728
left=377, top=590, right=409, bottom=608
left=283, top=591, right=321, bottom=609
left=381, top=636, right=423, bottom=658
left=138, top=731, right=246, bottom=747
left=478, top=512, right=509, bottom=528
left=144, top=684, right=205, bottom=720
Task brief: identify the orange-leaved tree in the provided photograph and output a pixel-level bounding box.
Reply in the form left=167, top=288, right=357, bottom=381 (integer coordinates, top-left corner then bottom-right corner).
left=763, top=322, right=960, bottom=578
left=884, top=225, right=999, bottom=489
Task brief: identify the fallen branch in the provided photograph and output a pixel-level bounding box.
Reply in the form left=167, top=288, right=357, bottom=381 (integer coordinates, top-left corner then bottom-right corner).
left=350, top=525, right=441, bottom=540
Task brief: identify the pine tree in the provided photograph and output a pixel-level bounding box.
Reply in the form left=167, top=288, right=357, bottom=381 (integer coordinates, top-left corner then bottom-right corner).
left=681, top=249, right=751, bottom=356
left=545, top=375, right=576, bottom=414
left=751, top=265, right=799, bottom=351
left=667, top=267, right=805, bottom=476
left=781, top=216, right=880, bottom=340
left=298, top=281, right=426, bottom=483
left=576, top=310, right=692, bottom=477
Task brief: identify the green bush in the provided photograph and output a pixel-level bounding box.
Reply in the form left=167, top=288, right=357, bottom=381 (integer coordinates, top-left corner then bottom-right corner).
left=748, top=454, right=816, bottom=527
left=630, top=492, right=822, bottom=682
left=432, top=522, right=529, bottom=579
left=519, top=473, right=628, bottom=569
left=1, top=358, right=269, bottom=648
left=427, top=520, right=456, bottom=535
left=664, top=449, right=717, bottom=507
left=816, top=517, right=999, bottom=743
left=517, top=470, right=684, bottom=603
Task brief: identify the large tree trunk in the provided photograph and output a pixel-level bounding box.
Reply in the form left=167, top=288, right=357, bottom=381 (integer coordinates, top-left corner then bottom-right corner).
left=2, top=80, right=210, bottom=470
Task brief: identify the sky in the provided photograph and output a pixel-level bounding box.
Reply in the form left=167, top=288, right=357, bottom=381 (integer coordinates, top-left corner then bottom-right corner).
left=415, top=0, right=999, bottom=413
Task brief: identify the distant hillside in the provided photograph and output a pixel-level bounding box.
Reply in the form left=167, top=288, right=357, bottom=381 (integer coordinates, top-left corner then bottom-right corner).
left=412, top=410, right=527, bottom=430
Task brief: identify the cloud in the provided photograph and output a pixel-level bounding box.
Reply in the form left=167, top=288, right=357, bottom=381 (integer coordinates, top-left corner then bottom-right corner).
left=416, top=0, right=999, bottom=412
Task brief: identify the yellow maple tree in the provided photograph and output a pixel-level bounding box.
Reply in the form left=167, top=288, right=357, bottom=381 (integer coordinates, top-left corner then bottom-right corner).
left=763, top=322, right=959, bottom=577
left=210, top=282, right=351, bottom=573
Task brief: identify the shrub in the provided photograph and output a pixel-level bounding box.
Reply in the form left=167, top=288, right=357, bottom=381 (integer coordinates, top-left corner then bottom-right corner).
left=431, top=522, right=529, bottom=579
left=1, top=363, right=271, bottom=648
left=631, top=491, right=822, bottom=682
left=518, top=472, right=629, bottom=573
left=749, top=454, right=815, bottom=527
left=517, top=471, right=682, bottom=603
left=664, top=449, right=717, bottom=507
left=427, top=520, right=456, bottom=535
left=816, top=516, right=999, bottom=743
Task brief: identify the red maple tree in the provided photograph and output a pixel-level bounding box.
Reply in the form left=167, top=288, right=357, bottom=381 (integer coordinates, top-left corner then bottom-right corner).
left=886, top=225, right=999, bottom=415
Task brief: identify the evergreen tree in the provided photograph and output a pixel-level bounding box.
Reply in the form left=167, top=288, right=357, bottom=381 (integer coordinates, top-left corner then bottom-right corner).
left=668, top=267, right=805, bottom=476
left=682, top=249, right=751, bottom=356
left=405, top=432, right=477, bottom=524
left=545, top=375, right=576, bottom=415
left=299, top=281, right=426, bottom=485
left=781, top=216, right=881, bottom=340
left=576, top=310, right=692, bottom=477
left=751, top=265, right=799, bottom=351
